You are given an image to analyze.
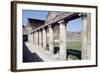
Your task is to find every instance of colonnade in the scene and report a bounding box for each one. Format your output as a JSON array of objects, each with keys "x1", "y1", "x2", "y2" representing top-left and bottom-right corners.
[{"x1": 28, "y1": 13, "x2": 91, "y2": 60}]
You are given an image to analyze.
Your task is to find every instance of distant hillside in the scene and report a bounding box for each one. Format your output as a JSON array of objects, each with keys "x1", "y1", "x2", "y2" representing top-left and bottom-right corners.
[
  {"x1": 67, "y1": 31, "x2": 81, "y2": 41},
  {"x1": 54, "y1": 31, "x2": 81, "y2": 41}
]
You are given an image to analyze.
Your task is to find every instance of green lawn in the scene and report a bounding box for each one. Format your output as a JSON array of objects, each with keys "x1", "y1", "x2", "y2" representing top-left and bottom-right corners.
[
  {"x1": 54, "y1": 40, "x2": 82, "y2": 60},
  {"x1": 67, "y1": 41, "x2": 81, "y2": 51},
  {"x1": 54, "y1": 40, "x2": 82, "y2": 51}
]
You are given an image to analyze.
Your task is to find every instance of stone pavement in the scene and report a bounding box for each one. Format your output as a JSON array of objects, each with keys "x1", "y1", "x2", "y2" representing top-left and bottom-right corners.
[
  {"x1": 23, "y1": 43, "x2": 43, "y2": 62},
  {"x1": 25, "y1": 42, "x2": 60, "y2": 62}
]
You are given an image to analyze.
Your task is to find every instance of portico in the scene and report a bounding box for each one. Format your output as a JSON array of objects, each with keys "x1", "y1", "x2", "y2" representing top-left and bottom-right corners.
[{"x1": 26, "y1": 12, "x2": 91, "y2": 61}]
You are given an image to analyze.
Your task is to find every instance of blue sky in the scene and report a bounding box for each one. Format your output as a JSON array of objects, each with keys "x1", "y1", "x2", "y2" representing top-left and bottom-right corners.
[
  {"x1": 67, "y1": 17, "x2": 82, "y2": 32},
  {"x1": 22, "y1": 10, "x2": 82, "y2": 32},
  {"x1": 22, "y1": 10, "x2": 48, "y2": 25}
]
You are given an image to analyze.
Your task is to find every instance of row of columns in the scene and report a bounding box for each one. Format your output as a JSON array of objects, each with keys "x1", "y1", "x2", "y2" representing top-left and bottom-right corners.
[
  {"x1": 28, "y1": 14, "x2": 91, "y2": 60},
  {"x1": 28, "y1": 20, "x2": 67, "y2": 60}
]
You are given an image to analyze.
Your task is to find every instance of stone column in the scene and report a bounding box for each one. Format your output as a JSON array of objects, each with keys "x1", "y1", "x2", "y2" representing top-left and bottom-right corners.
[
  {"x1": 39, "y1": 30, "x2": 42, "y2": 48},
  {"x1": 34, "y1": 32, "x2": 36, "y2": 43},
  {"x1": 28, "y1": 34, "x2": 30, "y2": 43},
  {"x1": 34, "y1": 32, "x2": 36, "y2": 45},
  {"x1": 28, "y1": 33, "x2": 33, "y2": 43},
  {"x1": 33, "y1": 32, "x2": 34, "y2": 48},
  {"x1": 87, "y1": 14, "x2": 91, "y2": 59},
  {"x1": 33, "y1": 32, "x2": 36, "y2": 48},
  {"x1": 58, "y1": 20, "x2": 67, "y2": 60},
  {"x1": 41, "y1": 30, "x2": 43, "y2": 48},
  {"x1": 48, "y1": 25, "x2": 54, "y2": 55},
  {"x1": 43, "y1": 28, "x2": 47, "y2": 50},
  {"x1": 31, "y1": 33, "x2": 33, "y2": 44},
  {"x1": 82, "y1": 13, "x2": 91, "y2": 59},
  {"x1": 35, "y1": 31, "x2": 38, "y2": 48},
  {"x1": 34, "y1": 32, "x2": 37, "y2": 48},
  {"x1": 37, "y1": 31, "x2": 39, "y2": 48}
]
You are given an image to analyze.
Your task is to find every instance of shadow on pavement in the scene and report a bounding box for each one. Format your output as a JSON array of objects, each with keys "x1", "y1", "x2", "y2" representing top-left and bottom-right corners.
[{"x1": 23, "y1": 42, "x2": 43, "y2": 63}]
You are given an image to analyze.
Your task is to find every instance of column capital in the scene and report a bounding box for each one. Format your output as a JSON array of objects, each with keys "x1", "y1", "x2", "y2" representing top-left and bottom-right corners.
[
  {"x1": 48, "y1": 24, "x2": 52, "y2": 28},
  {"x1": 37, "y1": 30, "x2": 39, "y2": 32},
  {"x1": 39, "y1": 29, "x2": 41, "y2": 32},
  {"x1": 81, "y1": 13, "x2": 87, "y2": 17},
  {"x1": 58, "y1": 20, "x2": 66, "y2": 24},
  {"x1": 42, "y1": 27, "x2": 46, "y2": 30}
]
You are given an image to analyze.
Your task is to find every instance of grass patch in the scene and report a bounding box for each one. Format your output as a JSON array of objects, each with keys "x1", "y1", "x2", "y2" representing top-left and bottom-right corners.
[
  {"x1": 54, "y1": 40, "x2": 82, "y2": 60},
  {"x1": 67, "y1": 41, "x2": 81, "y2": 51},
  {"x1": 54, "y1": 42, "x2": 59, "y2": 47},
  {"x1": 54, "y1": 40, "x2": 81, "y2": 51}
]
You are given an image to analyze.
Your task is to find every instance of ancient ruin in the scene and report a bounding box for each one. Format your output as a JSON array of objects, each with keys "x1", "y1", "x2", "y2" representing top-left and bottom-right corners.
[{"x1": 23, "y1": 11, "x2": 91, "y2": 61}]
